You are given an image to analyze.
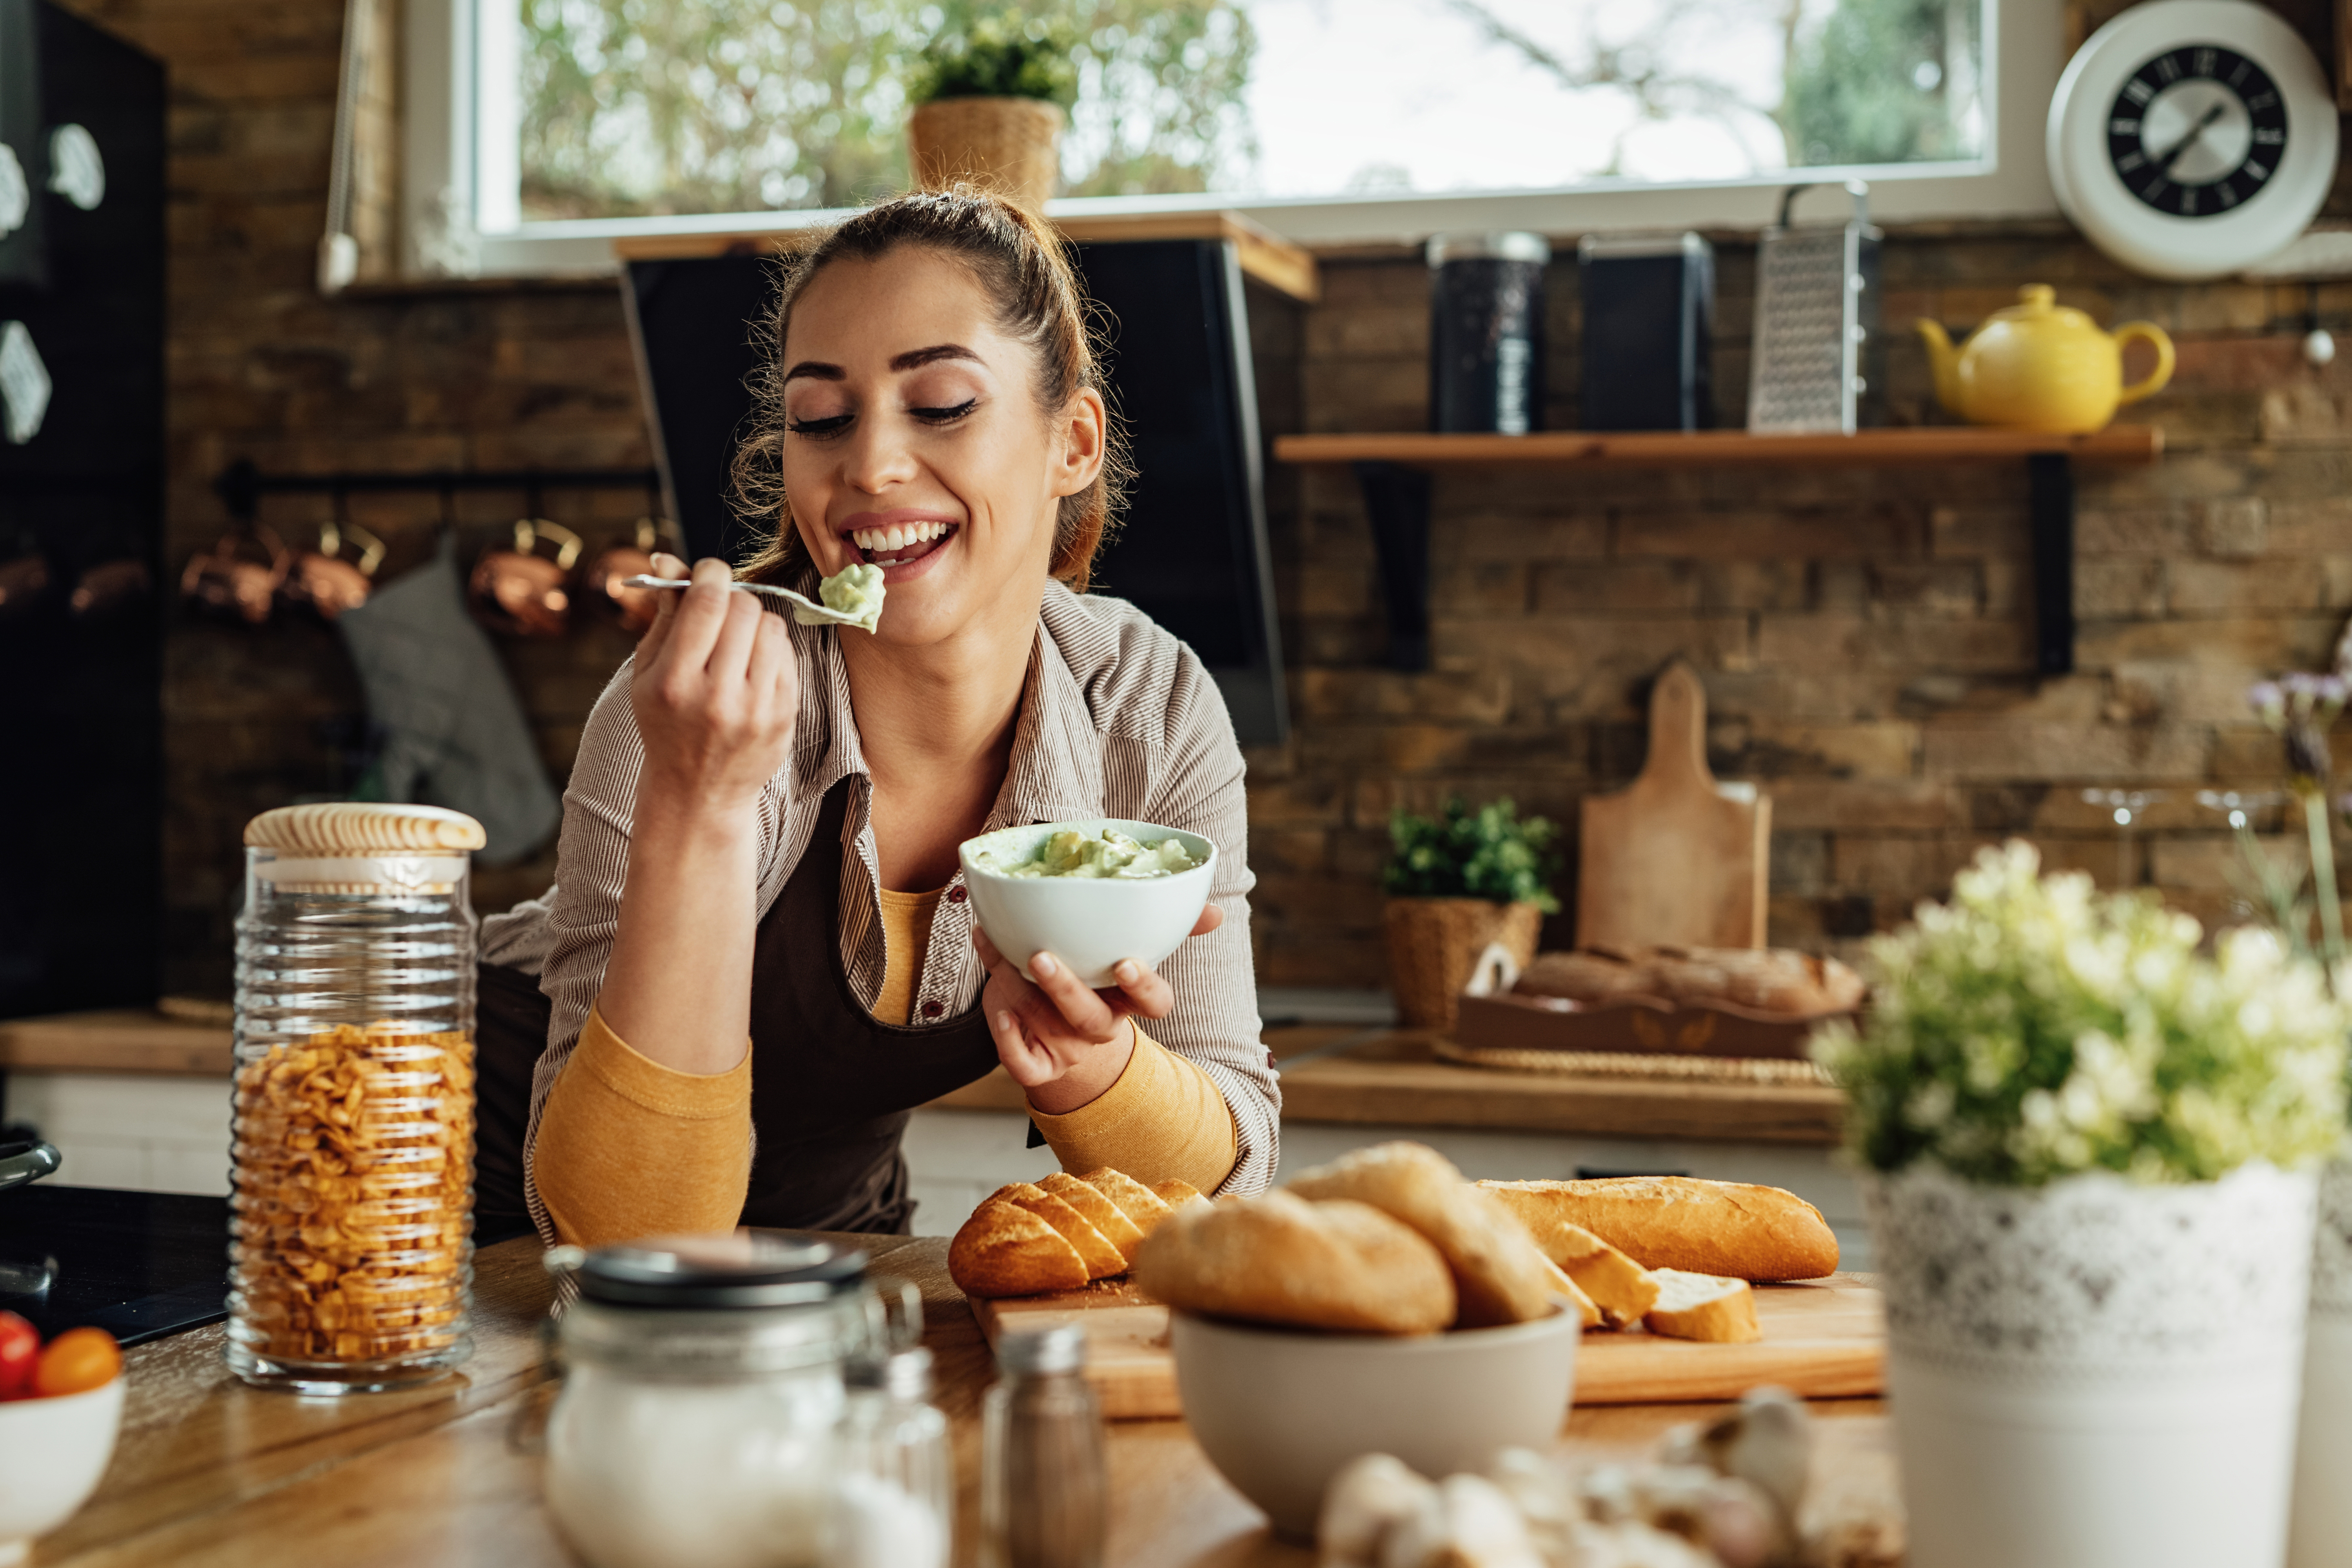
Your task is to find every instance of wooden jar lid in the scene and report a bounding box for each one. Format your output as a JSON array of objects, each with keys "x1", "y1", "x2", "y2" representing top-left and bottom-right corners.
[{"x1": 243, "y1": 802, "x2": 486, "y2": 854}]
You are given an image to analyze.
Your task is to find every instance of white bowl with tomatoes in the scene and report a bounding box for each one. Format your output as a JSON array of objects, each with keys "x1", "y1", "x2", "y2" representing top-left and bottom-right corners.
[{"x1": 0, "y1": 1313, "x2": 123, "y2": 1563}]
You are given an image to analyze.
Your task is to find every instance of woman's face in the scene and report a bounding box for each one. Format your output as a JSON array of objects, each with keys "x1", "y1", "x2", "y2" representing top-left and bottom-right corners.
[{"x1": 779, "y1": 245, "x2": 1103, "y2": 648}]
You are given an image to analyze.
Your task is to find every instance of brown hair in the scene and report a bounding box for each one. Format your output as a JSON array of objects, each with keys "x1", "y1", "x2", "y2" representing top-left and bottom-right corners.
[{"x1": 730, "y1": 187, "x2": 1130, "y2": 593}]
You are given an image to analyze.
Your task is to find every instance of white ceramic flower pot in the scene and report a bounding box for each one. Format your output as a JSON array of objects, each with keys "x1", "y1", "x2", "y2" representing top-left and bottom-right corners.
[
  {"x1": 2291, "y1": 1158, "x2": 2352, "y2": 1567},
  {"x1": 1866, "y1": 1161, "x2": 2318, "y2": 1568}
]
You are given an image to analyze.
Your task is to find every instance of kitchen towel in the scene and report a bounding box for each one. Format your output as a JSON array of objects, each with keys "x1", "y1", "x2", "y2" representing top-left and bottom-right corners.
[{"x1": 336, "y1": 534, "x2": 559, "y2": 864}]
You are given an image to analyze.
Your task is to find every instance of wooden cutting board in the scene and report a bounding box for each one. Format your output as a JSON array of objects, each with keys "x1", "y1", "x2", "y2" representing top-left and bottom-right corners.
[
  {"x1": 1577, "y1": 661, "x2": 1769, "y2": 952},
  {"x1": 972, "y1": 1275, "x2": 1883, "y2": 1419}
]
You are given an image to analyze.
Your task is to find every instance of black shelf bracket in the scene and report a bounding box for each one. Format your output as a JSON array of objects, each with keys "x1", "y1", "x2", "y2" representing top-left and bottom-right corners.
[
  {"x1": 1353, "y1": 459, "x2": 1433, "y2": 672},
  {"x1": 215, "y1": 458, "x2": 664, "y2": 523},
  {"x1": 2027, "y1": 452, "x2": 2074, "y2": 677}
]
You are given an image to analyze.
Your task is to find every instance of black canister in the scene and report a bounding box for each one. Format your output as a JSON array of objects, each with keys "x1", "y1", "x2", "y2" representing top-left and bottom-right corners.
[{"x1": 1427, "y1": 232, "x2": 1550, "y2": 435}]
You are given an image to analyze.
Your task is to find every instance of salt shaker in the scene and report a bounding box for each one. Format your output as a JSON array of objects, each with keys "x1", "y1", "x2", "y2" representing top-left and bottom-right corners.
[
  {"x1": 833, "y1": 1347, "x2": 952, "y2": 1568},
  {"x1": 980, "y1": 1325, "x2": 1105, "y2": 1568}
]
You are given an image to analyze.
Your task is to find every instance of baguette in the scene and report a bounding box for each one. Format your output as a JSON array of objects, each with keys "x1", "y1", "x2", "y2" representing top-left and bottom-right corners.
[
  {"x1": 948, "y1": 1200, "x2": 1092, "y2": 1298},
  {"x1": 1080, "y1": 1167, "x2": 1176, "y2": 1236},
  {"x1": 1644, "y1": 1269, "x2": 1762, "y2": 1343},
  {"x1": 1133, "y1": 1190, "x2": 1456, "y2": 1335},
  {"x1": 1477, "y1": 1177, "x2": 1838, "y2": 1281},
  {"x1": 1516, "y1": 1216, "x2": 1658, "y2": 1328},
  {"x1": 993, "y1": 1182, "x2": 1124, "y2": 1279},
  {"x1": 1287, "y1": 1142, "x2": 1557, "y2": 1328},
  {"x1": 1538, "y1": 1256, "x2": 1602, "y2": 1330},
  {"x1": 1152, "y1": 1178, "x2": 1208, "y2": 1210},
  {"x1": 1039, "y1": 1172, "x2": 1147, "y2": 1263}
]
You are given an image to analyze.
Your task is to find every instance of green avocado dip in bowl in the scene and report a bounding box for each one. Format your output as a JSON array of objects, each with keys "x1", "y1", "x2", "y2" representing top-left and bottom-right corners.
[{"x1": 959, "y1": 820, "x2": 1216, "y2": 988}]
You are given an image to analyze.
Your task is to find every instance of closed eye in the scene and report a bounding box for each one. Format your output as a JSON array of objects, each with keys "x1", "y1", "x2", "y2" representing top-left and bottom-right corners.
[
  {"x1": 786, "y1": 413, "x2": 852, "y2": 438},
  {"x1": 911, "y1": 398, "x2": 979, "y2": 425}
]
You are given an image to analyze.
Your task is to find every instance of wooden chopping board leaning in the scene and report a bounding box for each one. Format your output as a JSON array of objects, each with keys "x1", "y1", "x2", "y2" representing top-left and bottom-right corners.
[{"x1": 1577, "y1": 661, "x2": 1768, "y2": 953}]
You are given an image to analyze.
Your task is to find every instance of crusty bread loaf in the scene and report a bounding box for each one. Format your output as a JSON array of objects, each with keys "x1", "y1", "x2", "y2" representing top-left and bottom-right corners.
[
  {"x1": 1515, "y1": 1216, "x2": 1658, "y2": 1328},
  {"x1": 995, "y1": 1182, "x2": 1124, "y2": 1279},
  {"x1": 1538, "y1": 1256, "x2": 1602, "y2": 1330},
  {"x1": 1132, "y1": 1190, "x2": 1456, "y2": 1334},
  {"x1": 1477, "y1": 1176, "x2": 1839, "y2": 1281},
  {"x1": 1080, "y1": 1168, "x2": 1175, "y2": 1236},
  {"x1": 1286, "y1": 1142, "x2": 1557, "y2": 1328},
  {"x1": 948, "y1": 1200, "x2": 1091, "y2": 1298},
  {"x1": 1644, "y1": 1269, "x2": 1762, "y2": 1343},
  {"x1": 1514, "y1": 945, "x2": 1865, "y2": 1018},
  {"x1": 1152, "y1": 1178, "x2": 1207, "y2": 1210},
  {"x1": 1039, "y1": 1172, "x2": 1146, "y2": 1263}
]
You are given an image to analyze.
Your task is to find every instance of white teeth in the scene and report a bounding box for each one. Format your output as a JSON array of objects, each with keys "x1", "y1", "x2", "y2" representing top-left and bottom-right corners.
[{"x1": 849, "y1": 522, "x2": 952, "y2": 558}]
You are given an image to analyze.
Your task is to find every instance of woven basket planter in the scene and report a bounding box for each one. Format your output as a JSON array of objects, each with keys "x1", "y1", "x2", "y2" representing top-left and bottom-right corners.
[
  {"x1": 907, "y1": 97, "x2": 1062, "y2": 212},
  {"x1": 1383, "y1": 898, "x2": 1543, "y2": 1031}
]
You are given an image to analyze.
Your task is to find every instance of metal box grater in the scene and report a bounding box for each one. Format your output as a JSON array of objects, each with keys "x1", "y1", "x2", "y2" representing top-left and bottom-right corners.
[{"x1": 1746, "y1": 180, "x2": 1883, "y2": 434}]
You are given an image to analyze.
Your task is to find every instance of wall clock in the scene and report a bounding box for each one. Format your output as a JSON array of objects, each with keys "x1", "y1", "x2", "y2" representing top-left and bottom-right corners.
[{"x1": 2047, "y1": 0, "x2": 2336, "y2": 281}]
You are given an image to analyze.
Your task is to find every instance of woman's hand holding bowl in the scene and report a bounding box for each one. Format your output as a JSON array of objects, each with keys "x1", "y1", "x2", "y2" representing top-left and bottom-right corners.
[{"x1": 974, "y1": 907, "x2": 1223, "y2": 1114}]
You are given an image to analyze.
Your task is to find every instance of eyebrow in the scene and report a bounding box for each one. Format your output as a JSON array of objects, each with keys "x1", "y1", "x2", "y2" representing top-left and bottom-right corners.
[{"x1": 780, "y1": 343, "x2": 983, "y2": 384}]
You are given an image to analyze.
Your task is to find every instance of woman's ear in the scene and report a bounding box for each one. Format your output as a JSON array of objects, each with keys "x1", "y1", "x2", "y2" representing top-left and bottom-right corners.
[{"x1": 1049, "y1": 387, "x2": 1108, "y2": 501}]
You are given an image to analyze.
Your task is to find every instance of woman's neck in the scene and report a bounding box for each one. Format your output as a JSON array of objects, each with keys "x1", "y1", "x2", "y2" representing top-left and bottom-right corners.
[{"x1": 841, "y1": 590, "x2": 1040, "y2": 891}]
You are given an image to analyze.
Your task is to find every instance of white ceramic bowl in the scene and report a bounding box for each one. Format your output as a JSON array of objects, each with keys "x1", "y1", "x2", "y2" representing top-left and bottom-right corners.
[
  {"x1": 958, "y1": 819, "x2": 1216, "y2": 989},
  {"x1": 1169, "y1": 1307, "x2": 1580, "y2": 1540},
  {"x1": 0, "y1": 1376, "x2": 123, "y2": 1564}
]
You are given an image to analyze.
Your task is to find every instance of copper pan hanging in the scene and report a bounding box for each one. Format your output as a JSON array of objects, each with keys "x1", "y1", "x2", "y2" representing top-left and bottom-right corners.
[
  {"x1": 579, "y1": 515, "x2": 685, "y2": 633},
  {"x1": 181, "y1": 524, "x2": 289, "y2": 625},
  {"x1": 280, "y1": 515, "x2": 385, "y2": 621},
  {"x1": 470, "y1": 517, "x2": 582, "y2": 637}
]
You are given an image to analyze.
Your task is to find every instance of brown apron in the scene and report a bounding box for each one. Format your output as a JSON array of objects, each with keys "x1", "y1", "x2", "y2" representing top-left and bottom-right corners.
[{"x1": 473, "y1": 778, "x2": 1002, "y2": 1238}]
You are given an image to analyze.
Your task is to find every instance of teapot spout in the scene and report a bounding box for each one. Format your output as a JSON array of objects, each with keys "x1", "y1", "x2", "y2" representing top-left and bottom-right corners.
[{"x1": 1915, "y1": 318, "x2": 1962, "y2": 417}]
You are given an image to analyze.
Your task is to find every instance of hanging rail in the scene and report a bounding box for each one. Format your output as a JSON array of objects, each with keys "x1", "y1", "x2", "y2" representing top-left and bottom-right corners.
[{"x1": 215, "y1": 457, "x2": 664, "y2": 521}]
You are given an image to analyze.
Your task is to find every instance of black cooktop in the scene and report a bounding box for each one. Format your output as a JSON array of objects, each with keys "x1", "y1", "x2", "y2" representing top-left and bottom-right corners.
[{"x1": 0, "y1": 1185, "x2": 230, "y2": 1346}]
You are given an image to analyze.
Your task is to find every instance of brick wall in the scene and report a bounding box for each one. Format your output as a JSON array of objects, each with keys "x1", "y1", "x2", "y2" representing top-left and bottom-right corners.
[{"x1": 54, "y1": 0, "x2": 2350, "y2": 996}]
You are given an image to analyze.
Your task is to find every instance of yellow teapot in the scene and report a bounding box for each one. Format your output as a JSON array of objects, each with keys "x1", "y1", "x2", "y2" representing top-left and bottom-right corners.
[{"x1": 1915, "y1": 285, "x2": 2173, "y2": 434}]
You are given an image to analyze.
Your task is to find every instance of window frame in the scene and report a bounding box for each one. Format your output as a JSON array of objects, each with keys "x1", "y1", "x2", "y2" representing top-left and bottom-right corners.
[{"x1": 404, "y1": 0, "x2": 2062, "y2": 279}]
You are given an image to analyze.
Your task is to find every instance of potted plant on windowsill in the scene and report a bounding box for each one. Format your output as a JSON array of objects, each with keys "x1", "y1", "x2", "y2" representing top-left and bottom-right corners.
[
  {"x1": 905, "y1": 8, "x2": 1076, "y2": 212},
  {"x1": 1381, "y1": 798, "x2": 1559, "y2": 1031},
  {"x1": 1815, "y1": 841, "x2": 2350, "y2": 1568}
]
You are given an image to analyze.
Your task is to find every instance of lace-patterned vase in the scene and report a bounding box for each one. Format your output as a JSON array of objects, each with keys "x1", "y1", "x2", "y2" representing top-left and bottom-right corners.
[
  {"x1": 2292, "y1": 1157, "x2": 2352, "y2": 1567},
  {"x1": 1865, "y1": 1160, "x2": 2318, "y2": 1568}
]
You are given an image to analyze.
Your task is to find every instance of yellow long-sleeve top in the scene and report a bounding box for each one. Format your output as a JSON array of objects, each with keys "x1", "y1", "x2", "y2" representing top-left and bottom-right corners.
[{"x1": 533, "y1": 887, "x2": 1240, "y2": 1247}]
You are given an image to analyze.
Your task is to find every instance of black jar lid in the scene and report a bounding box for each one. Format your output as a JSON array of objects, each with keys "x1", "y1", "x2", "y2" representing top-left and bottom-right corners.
[{"x1": 570, "y1": 1233, "x2": 868, "y2": 1310}]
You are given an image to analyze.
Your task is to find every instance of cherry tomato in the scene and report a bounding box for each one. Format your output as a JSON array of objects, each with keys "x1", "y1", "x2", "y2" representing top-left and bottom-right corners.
[
  {"x1": 0, "y1": 1312, "x2": 34, "y2": 1399},
  {"x1": 32, "y1": 1326, "x2": 119, "y2": 1397}
]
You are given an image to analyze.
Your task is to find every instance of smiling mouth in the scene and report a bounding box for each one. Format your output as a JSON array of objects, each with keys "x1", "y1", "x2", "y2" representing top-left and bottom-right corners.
[{"x1": 849, "y1": 521, "x2": 958, "y2": 568}]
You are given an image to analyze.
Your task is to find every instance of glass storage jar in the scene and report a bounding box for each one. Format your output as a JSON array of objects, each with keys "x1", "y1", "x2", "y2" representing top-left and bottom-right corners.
[
  {"x1": 227, "y1": 802, "x2": 485, "y2": 1392},
  {"x1": 542, "y1": 1234, "x2": 911, "y2": 1568}
]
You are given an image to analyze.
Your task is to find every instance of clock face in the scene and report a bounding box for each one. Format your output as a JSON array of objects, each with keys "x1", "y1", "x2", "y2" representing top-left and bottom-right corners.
[{"x1": 2105, "y1": 45, "x2": 2286, "y2": 218}]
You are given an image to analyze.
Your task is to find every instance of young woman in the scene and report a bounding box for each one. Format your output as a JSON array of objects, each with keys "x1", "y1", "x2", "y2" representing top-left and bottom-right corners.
[{"x1": 474, "y1": 190, "x2": 1278, "y2": 1247}]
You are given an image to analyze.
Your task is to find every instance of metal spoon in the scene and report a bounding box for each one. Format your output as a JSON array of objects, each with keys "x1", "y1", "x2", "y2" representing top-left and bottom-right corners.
[{"x1": 618, "y1": 573, "x2": 871, "y2": 628}]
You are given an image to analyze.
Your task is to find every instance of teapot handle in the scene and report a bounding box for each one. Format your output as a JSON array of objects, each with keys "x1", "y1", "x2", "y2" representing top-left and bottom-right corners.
[{"x1": 2114, "y1": 322, "x2": 2175, "y2": 407}]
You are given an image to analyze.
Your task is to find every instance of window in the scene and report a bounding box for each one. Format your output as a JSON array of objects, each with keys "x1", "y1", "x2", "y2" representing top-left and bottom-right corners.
[{"x1": 400, "y1": 0, "x2": 2060, "y2": 278}]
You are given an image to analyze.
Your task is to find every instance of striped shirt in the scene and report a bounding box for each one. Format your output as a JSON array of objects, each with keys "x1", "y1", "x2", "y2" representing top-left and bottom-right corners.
[{"x1": 481, "y1": 575, "x2": 1281, "y2": 1234}]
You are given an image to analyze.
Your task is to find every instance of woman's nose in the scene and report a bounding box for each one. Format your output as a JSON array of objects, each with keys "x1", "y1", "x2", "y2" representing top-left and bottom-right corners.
[{"x1": 840, "y1": 416, "x2": 920, "y2": 495}]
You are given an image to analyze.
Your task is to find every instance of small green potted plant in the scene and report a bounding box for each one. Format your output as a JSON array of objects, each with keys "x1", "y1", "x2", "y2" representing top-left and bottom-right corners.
[
  {"x1": 905, "y1": 7, "x2": 1078, "y2": 211},
  {"x1": 1815, "y1": 841, "x2": 2349, "y2": 1568},
  {"x1": 1381, "y1": 798, "x2": 1559, "y2": 1030}
]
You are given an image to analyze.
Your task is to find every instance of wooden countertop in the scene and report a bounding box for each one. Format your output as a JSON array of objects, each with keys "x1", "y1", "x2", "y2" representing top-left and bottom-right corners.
[
  {"x1": 933, "y1": 1025, "x2": 1846, "y2": 1146},
  {"x1": 44, "y1": 1234, "x2": 1895, "y2": 1566},
  {"x1": 2, "y1": 1010, "x2": 1842, "y2": 1145}
]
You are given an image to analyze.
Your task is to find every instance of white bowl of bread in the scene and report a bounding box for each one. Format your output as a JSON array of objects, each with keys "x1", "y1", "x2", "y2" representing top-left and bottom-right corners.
[{"x1": 957, "y1": 820, "x2": 1215, "y2": 990}]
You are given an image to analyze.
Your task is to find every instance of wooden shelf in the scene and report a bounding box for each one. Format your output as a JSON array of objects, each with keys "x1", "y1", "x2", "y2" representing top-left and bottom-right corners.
[
  {"x1": 613, "y1": 207, "x2": 1319, "y2": 302},
  {"x1": 1274, "y1": 425, "x2": 2164, "y2": 468}
]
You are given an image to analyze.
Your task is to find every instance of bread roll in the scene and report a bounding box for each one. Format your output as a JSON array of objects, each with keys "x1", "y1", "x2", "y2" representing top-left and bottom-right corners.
[
  {"x1": 948, "y1": 1200, "x2": 1091, "y2": 1298},
  {"x1": 1516, "y1": 1216, "x2": 1658, "y2": 1328},
  {"x1": 994, "y1": 1182, "x2": 1123, "y2": 1279},
  {"x1": 1152, "y1": 1178, "x2": 1207, "y2": 1210},
  {"x1": 1644, "y1": 1269, "x2": 1762, "y2": 1343},
  {"x1": 1133, "y1": 1191, "x2": 1456, "y2": 1334},
  {"x1": 1477, "y1": 1177, "x2": 1839, "y2": 1281},
  {"x1": 1286, "y1": 1142, "x2": 1557, "y2": 1328},
  {"x1": 1039, "y1": 1172, "x2": 1146, "y2": 1262},
  {"x1": 1080, "y1": 1168, "x2": 1175, "y2": 1236}
]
